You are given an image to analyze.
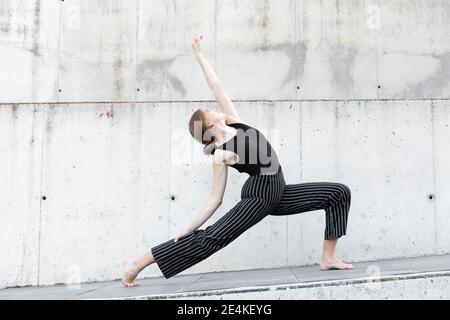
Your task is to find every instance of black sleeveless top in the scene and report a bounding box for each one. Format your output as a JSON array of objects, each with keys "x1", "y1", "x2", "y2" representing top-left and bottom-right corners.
[{"x1": 211, "y1": 122, "x2": 281, "y2": 176}]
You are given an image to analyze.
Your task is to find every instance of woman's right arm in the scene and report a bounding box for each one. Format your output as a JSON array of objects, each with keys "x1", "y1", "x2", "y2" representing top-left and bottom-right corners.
[
  {"x1": 192, "y1": 35, "x2": 241, "y2": 120},
  {"x1": 192, "y1": 35, "x2": 219, "y2": 89},
  {"x1": 180, "y1": 160, "x2": 228, "y2": 235}
]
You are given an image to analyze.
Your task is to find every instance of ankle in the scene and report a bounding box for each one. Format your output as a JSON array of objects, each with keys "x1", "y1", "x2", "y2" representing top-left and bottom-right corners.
[
  {"x1": 322, "y1": 254, "x2": 337, "y2": 261},
  {"x1": 125, "y1": 258, "x2": 141, "y2": 274}
]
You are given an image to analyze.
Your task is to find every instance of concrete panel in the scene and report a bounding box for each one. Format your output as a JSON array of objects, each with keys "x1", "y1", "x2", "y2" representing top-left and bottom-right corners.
[
  {"x1": 58, "y1": 0, "x2": 137, "y2": 102},
  {"x1": 298, "y1": 100, "x2": 435, "y2": 265},
  {"x1": 38, "y1": 103, "x2": 171, "y2": 285},
  {"x1": 434, "y1": 100, "x2": 450, "y2": 253},
  {"x1": 376, "y1": 0, "x2": 450, "y2": 99},
  {"x1": 2, "y1": 253, "x2": 450, "y2": 299},
  {"x1": 0, "y1": 104, "x2": 43, "y2": 288},
  {"x1": 0, "y1": 0, "x2": 59, "y2": 102},
  {"x1": 0, "y1": 279, "x2": 113, "y2": 300},
  {"x1": 1, "y1": 0, "x2": 449, "y2": 103},
  {"x1": 215, "y1": 0, "x2": 299, "y2": 100},
  {"x1": 185, "y1": 267, "x2": 298, "y2": 292},
  {"x1": 298, "y1": 0, "x2": 379, "y2": 100},
  {"x1": 190, "y1": 272, "x2": 450, "y2": 300},
  {"x1": 1, "y1": 100, "x2": 449, "y2": 287},
  {"x1": 136, "y1": 0, "x2": 216, "y2": 102}
]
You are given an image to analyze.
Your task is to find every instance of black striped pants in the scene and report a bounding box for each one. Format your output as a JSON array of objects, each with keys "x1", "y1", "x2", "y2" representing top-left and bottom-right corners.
[{"x1": 151, "y1": 166, "x2": 351, "y2": 279}]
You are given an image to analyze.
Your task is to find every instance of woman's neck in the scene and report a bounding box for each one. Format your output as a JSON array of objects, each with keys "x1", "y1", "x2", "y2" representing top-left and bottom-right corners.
[{"x1": 214, "y1": 123, "x2": 237, "y2": 146}]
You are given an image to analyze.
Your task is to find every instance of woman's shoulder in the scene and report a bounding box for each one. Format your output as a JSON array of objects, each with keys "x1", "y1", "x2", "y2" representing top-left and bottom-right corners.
[
  {"x1": 225, "y1": 114, "x2": 250, "y2": 127},
  {"x1": 227, "y1": 121, "x2": 252, "y2": 129},
  {"x1": 228, "y1": 121, "x2": 249, "y2": 126}
]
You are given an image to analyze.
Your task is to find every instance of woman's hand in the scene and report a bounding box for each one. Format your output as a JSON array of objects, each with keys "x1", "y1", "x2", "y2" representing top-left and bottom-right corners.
[
  {"x1": 174, "y1": 228, "x2": 191, "y2": 242},
  {"x1": 192, "y1": 34, "x2": 203, "y2": 57}
]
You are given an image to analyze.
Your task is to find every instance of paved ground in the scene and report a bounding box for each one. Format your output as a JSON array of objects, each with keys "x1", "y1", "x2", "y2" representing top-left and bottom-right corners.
[{"x1": 1, "y1": 254, "x2": 450, "y2": 300}]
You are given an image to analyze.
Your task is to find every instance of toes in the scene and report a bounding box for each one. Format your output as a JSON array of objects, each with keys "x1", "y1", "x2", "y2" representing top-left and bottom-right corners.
[
  {"x1": 122, "y1": 279, "x2": 131, "y2": 287},
  {"x1": 122, "y1": 280, "x2": 140, "y2": 287}
]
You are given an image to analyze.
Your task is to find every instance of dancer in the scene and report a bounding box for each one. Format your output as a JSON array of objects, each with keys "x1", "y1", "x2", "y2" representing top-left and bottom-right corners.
[{"x1": 122, "y1": 35, "x2": 353, "y2": 287}]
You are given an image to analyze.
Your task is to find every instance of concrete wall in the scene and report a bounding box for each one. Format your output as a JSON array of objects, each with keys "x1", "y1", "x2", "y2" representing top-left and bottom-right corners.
[
  {"x1": 1, "y1": 0, "x2": 450, "y2": 103},
  {"x1": 0, "y1": 0, "x2": 449, "y2": 288}
]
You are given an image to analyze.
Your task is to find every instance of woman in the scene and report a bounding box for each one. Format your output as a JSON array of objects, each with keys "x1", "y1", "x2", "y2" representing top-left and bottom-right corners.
[{"x1": 122, "y1": 35, "x2": 353, "y2": 287}]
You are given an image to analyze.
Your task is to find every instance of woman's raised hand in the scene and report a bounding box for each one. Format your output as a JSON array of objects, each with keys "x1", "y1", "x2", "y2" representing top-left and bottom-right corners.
[{"x1": 192, "y1": 34, "x2": 204, "y2": 56}]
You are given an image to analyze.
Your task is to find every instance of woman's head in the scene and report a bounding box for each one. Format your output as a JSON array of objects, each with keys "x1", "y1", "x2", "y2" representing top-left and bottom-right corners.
[{"x1": 189, "y1": 108, "x2": 226, "y2": 155}]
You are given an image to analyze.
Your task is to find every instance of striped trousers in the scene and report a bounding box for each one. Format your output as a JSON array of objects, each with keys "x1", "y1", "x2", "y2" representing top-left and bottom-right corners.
[{"x1": 150, "y1": 166, "x2": 351, "y2": 279}]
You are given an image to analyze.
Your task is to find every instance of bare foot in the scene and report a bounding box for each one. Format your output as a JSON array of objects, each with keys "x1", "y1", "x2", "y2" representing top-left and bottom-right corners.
[
  {"x1": 122, "y1": 257, "x2": 141, "y2": 287},
  {"x1": 320, "y1": 257, "x2": 353, "y2": 271}
]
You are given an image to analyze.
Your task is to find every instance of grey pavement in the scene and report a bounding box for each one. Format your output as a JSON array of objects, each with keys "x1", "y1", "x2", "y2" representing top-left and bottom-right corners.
[{"x1": 1, "y1": 254, "x2": 449, "y2": 300}]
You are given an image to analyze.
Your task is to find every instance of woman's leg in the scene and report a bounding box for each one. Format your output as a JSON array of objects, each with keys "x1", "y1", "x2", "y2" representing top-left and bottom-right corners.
[
  {"x1": 122, "y1": 197, "x2": 276, "y2": 286},
  {"x1": 151, "y1": 197, "x2": 276, "y2": 279},
  {"x1": 270, "y1": 181, "x2": 353, "y2": 270},
  {"x1": 320, "y1": 238, "x2": 352, "y2": 270}
]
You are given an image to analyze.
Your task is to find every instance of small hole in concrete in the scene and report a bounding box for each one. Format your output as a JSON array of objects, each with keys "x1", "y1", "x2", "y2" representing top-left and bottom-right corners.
[
  {"x1": 296, "y1": 86, "x2": 300, "y2": 90},
  {"x1": 58, "y1": 89, "x2": 62, "y2": 92},
  {"x1": 428, "y1": 194, "x2": 434, "y2": 200},
  {"x1": 42, "y1": 196, "x2": 47, "y2": 200},
  {"x1": 171, "y1": 195, "x2": 175, "y2": 200},
  {"x1": 377, "y1": 85, "x2": 381, "y2": 89},
  {"x1": 137, "y1": 88, "x2": 140, "y2": 91}
]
